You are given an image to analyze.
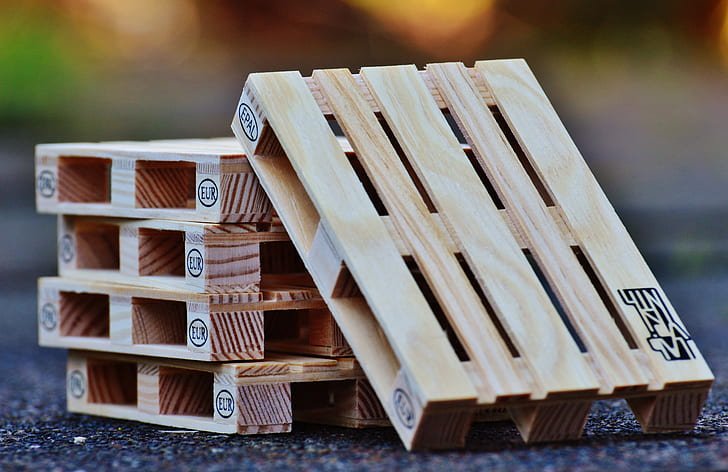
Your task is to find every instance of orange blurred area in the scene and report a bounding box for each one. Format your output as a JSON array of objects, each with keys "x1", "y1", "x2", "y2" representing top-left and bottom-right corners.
[{"x1": 0, "y1": 0, "x2": 726, "y2": 282}]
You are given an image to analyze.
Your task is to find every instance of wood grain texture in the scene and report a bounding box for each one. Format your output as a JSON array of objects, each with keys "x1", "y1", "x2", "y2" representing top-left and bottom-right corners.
[
  {"x1": 158, "y1": 368, "x2": 213, "y2": 416},
  {"x1": 230, "y1": 60, "x2": 713, "y2": 448},
  {"x1": 475, "y1": 59, "x2": 713, "y2": 391},
  {"x1": 240, "y1": 69, "x2": 476, "y2": 405},
  {"x1": 319, "y1": 67, "x2": 532, "y2": 402},
  {"x1": 59, "y1": 215, "x2": 293, "y2": 293},
  {"x1": 58, "y1": 157, "x2": 111, "y2": 203},
  {"x1": 131, "y1": 298, "x2": 187, "y2": 345},
  {"x1": 59, "y1": 292, "x2": 109, "y2": 337},
  {"x1": 67, "y1": 350, "x2": 367, "y2": 435},
  {"x1": 509, "y1": 400, "x2": 592, "y2": 443},
  {"x1": 628, "y1": 389, "x2": 710, "y2": 432},
  {"x1": 427, "y1": 62, "x2": 640, "y2": 395},
  {"x1": 37, "y1": 139, "x2": 273, "y2": 223},
  {"x1": 40, "y1": 277, "x2": 325, "y2": 362}
]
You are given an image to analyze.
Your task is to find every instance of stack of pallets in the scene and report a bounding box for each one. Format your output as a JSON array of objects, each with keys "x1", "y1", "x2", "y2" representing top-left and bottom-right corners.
[
  {"x1": 36, "y1": 58, "x2": 713, "y2": 451},
  {"x1": 35, "y1": 138, "x2": 388, "y2": 434}
]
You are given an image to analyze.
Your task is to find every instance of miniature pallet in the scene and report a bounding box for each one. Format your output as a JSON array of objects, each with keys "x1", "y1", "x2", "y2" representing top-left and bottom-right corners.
[
  {"x1": 232, "y1": 59, "x2": 714, "y2": 450},
  {"x1": 58, "y1": 215, "x2": 302, "y2": 293},
  {"x1": 35, "y1": 138, "x2": 271, "y2": 223},
  {"x1": 39, "y1": 277, "x2": 350, "y2": 361},
  {"x1": 66, "y1": 350, "x2": 387, "y2": 434}
]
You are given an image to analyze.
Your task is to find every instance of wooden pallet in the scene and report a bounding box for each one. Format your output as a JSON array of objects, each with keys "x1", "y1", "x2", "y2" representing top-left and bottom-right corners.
[
  {"x1": 38, "y1": 276, "x2": 351, "y2": 361},
  {"x1": 231, "y1": 59, "x2": 714, "y2": 450},
  {"x1": 66, "y1": 350, "x2": 387, "y2": 434},
  {"x1": 58, "y1": 215, "x2": 303, "y2": 293},
  {"x1": 35, "y1": 138, "x2": 271, "y2": 223}
]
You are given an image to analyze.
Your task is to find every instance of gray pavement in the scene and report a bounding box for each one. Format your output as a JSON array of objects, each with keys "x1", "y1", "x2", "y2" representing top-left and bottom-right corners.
[{"x1": 1, "y1": 275, "x2": 726, "y2": 471}]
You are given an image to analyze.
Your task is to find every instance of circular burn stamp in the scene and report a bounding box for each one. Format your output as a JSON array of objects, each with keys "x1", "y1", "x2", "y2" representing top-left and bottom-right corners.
[
  {"x1": 197, "y1": 179, "x2": 219, "y2": 207},
  {"x1": 186, "y1": 248, "x2": 204, "y2": 278},
  {"x1": 40, "y1": 303, "x2": 58, "y2": 331},
  {"x1": 68, "y1": 370, "x2": 86, "y2": 399},
  {"x1": 238, "y1": 102, "x2": 259, "y2": 142},
  {"x1": 37, "y1": 170, "x2": 56, "y2": 198},
  {"x1": 393, "y1": 388, "x2": 415, "y2": 429},
  {"x1": 215, "y1": 389, "x2": 235, "y2": 418},
  {"x1": 188, "y1": 318, "x2": 209, "y2": 347},
  {"x1": 60, "y1": 234, "x2": 74, "y2": 263}
]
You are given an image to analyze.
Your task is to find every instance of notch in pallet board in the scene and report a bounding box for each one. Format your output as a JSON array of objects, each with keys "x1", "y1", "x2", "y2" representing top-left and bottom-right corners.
[
  {"x1": 35, "y1": 138, "x2": 272, "y2": 223},
  {"x1": 231, "y1": 59, "x2": 713, "y2": 450}
]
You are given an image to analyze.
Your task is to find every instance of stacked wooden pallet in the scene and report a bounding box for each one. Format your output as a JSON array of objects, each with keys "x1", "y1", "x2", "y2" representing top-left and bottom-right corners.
[
  {"x1": 35, "y1": 138, "x2": 387, "y2": 434},
  {"x1": 36, "y1": 58, "x2": 713, "y2": 451}
]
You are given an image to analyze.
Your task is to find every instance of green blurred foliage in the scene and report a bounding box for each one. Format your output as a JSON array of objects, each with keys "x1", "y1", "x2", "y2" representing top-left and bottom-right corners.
[{"x1": 0, "y1": 4, "x2": 86, "y2": 124}]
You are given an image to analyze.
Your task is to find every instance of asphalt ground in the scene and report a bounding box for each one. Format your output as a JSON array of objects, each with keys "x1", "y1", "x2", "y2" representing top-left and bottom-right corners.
[{"x1": 1, "y1": 274, "x2": 726, "y2": 471}]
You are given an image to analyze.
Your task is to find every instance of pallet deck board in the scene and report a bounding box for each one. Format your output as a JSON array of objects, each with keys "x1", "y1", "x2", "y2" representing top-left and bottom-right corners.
[{"x1": 232, "y1": 59, "x2": 713, "y2": 450}]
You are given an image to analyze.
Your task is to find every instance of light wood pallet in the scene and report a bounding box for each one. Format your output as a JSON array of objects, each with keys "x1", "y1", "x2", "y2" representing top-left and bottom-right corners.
[
  {"x1": 231, "y1": 59, "x2": 714, "y2": 450},
  {"x1": 39, "y1": 276, "x2": 351, "y2": 361},
  {"x1": 58, "y1": 215, "x2": 303, "y2": 293},
  {"x1": 35, "y1": 138, "x2": 271, "y2": 223},
  {"x1": 66, "y1": 350, "x2": 387, "y2": 434}
]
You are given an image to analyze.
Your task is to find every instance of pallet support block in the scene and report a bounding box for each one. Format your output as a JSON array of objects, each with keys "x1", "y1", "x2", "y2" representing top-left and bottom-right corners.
[{"x1": 232, "y1": 59, "x2": 713, "y2": 449}]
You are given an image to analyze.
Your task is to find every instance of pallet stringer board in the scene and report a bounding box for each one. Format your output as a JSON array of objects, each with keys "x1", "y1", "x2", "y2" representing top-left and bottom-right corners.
[{"x1": 232, "y1": 60, "x2": 713, "y2": 449}]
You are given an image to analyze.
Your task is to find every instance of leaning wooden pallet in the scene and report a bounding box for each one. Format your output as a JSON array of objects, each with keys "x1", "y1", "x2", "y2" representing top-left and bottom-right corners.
[
  {"x1": 67, "y1": 350, "x2": 387, "y2": 434},
  {"x1": 58, "y1": 215, "x2": 300, "y2": 293},
  {"x1": 231, "y1": 59, "x2": 713, "y2": 450},
  {"x1": 38, "y1": 276, "x2": 353, "y2": 361}
]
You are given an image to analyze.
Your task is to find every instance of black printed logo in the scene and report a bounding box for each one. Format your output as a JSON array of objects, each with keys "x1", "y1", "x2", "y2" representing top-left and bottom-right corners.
[
  {"x1": 68, "y1": 370, "x2": 85, "y2": 398},
  {"x1": 618, "y1": 287, "x2": 696, "y2": 361},
  {"x1": 238, "y1": 102, "x2": 259, "y2": 142},
  {"x1": 197, "y1": 179, "x2": 218, "y2": 207},
  {"x1": 393, "y1": 388, "x2": 415, "y2": 429},
  {"x1": 37, "y1": 170, "x2": 56, "y2": 198},
  {"x1": 215, "y1": 389, "x2": 235, "y2": 418},
  {"x1": 60, "y1": 234, "x2": 74, "y2": 263},
  {"x1": 186, "y1": 248, "x2": 204, "y2": 278},
  {"x1": 188, "y1": 318, "x2": 208, "y2": 347},
  {"x1": 40, "y1": 303, "x2": 57, "y2": 331}
]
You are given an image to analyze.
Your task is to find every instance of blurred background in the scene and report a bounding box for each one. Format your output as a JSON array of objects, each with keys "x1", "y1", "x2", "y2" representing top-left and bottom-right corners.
[{"x1": 1, "y1": 0, "x2": 727, "y2": 353}]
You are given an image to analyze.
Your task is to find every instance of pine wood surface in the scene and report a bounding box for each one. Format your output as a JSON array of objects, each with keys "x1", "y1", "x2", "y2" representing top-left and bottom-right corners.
[
  {"x1": 58, "y1": 215, "x2": 301, "y2": 293},
  {"x1": 231, "y1": 59, "x2": 713, "y2": 450},
  {"x1": 39, "y1": 276, "x2": 350, "y2": 362},
  {"x1": 66, "y1": 350, "x2": 384, "y2": 435}
]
